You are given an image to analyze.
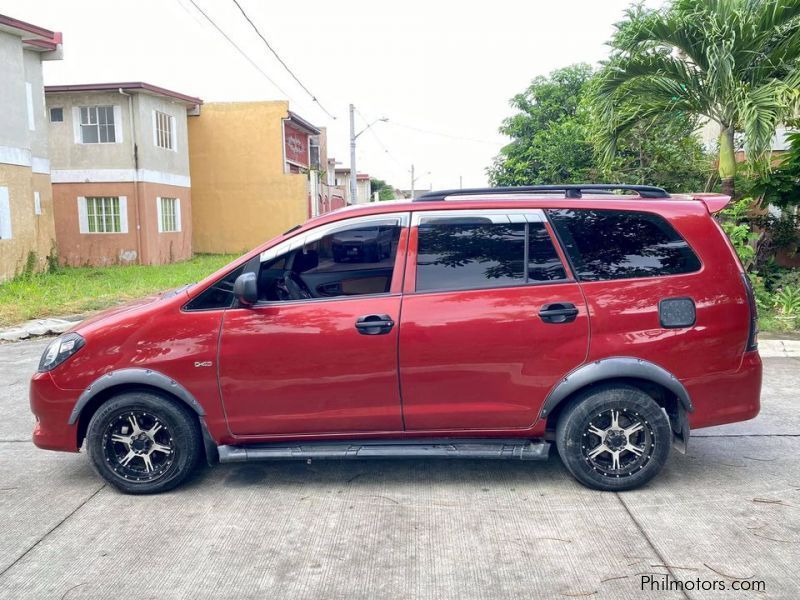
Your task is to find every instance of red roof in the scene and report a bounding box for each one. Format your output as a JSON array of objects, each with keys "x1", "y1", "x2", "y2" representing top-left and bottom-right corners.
[
  {"x1": 0, "y1": 13, "x2": 61, "y2": 51},
  {"x1": 44, "y1": 82, "x2": 202, "y2": 106}
]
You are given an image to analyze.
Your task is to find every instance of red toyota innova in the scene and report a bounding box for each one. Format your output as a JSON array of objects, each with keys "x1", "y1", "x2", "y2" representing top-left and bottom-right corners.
[{"x1": 30, "y1": 184, "x2": 762, "y2": 494}]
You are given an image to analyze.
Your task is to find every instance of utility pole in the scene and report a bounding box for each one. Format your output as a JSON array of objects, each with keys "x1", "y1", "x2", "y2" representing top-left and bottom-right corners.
[
  {"x1": 348, "y1": 104, "x2": 388, "y2": 205},
  {"x1": 459, "y1": 175, "x2": 463, "y2": 189},
  {"x1": 349, "y1": 103, "x2": 357, "y2": 205},
  {"x1": 410, "y1": 164, "x2": 415, "y2": 200}
]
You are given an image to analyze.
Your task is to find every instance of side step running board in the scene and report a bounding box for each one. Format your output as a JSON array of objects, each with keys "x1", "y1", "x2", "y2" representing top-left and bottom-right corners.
[{"x1": 218, "y1": 439, "x2": 550, "y2": 463}]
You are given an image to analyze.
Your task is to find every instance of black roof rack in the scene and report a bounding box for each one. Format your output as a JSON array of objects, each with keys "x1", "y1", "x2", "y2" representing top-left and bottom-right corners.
[{"x1": 414, "y1": 184, "x2": 670, "y2": 201}]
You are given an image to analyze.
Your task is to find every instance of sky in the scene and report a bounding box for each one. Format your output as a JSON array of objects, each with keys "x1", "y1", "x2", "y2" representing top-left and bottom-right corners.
[{"x1": 5, "y1": 0, "x2": 663, "y2": 191}]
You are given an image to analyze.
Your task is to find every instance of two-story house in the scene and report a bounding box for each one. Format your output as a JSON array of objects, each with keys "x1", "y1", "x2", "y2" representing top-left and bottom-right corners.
[
  {"x1": 0, "y1": 14, "x2": 62, "y2": 281},
  {"x1": 45, "y1": 82, "x2": 201, "y2": 266},
  {"x1": 334, "y1": 169, "x2": 372, "y2": 204}
]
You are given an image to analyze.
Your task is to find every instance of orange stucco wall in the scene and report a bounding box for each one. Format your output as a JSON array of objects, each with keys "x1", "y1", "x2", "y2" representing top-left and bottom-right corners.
[
  {"x1": 53, "y1": 182, "x2": 192, "y2": 266},
  {"x1": 188, "y1": 102, "x2": 309, "y2": 254}
]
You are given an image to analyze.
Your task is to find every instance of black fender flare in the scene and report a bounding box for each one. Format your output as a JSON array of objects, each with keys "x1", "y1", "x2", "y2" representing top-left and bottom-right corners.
[
  {"x1": 539, "y1": 357, "x2": 693, "y2": 419},
  {"x1": 67, "y1": 367, "x2": 206, "y2": 425}
]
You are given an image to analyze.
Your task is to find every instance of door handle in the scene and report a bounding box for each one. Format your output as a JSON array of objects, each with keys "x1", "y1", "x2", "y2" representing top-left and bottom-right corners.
[
  {"x1": 539, "y1": 303, "x2": 579, "y2": 324},
  {"x1": 355, "y1": 314, "x2": 395, "y2": 335}
]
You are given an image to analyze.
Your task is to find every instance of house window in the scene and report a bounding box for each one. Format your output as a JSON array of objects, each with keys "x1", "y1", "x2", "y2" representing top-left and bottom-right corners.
[
  {"x1": 310, "y1": 136, "x2": 321, "y2": 169},
  {"x1": 0, "y1": 187, "x2": 11, "y2": 240},
  {"x1": 157, "y1": 197, "x2": 181, "y2": 232},
  {"x1": 81, "y1": 196, "x2": 126, "y2": 233},
  {"x1": 50, "y1": 107, "x2": 64, "y2": 122},
  {"x1": 79, "y1": 106, "x2": 116, "y2": 143},
  {"x1": 34, "y1": 191, "x2": 42, "y2": 216},
  {"x1": 154, "y1": 111, "x2": 174, "y2": 150}
]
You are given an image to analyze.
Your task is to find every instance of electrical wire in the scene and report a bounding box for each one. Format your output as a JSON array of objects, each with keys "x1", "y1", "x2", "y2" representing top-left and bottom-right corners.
[
  {"x1": 230, "y1": 0, "x2": 337, "y2": 120},
  {"x1": 183, "y1": 0, "x2": 295, "y2": 101},
  {"x1": 387, "y1": 120, "x2": 497, "y2": 145},
  {"x1": 354, "y1": 108, "x2": 405, "y2": 169}
]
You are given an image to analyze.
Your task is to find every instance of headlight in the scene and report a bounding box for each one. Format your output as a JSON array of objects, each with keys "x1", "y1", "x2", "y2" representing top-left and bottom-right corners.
[{"x1": 38, "y1": 333, "x2": 85, "y2": 372}]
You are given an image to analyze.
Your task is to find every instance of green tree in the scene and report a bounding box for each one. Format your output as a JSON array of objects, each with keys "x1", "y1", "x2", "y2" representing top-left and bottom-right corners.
[
  {"x1": 488, "y1": 64, "x2": 596, "y2": 186},
  {"x1": 744, "y1": 132, "x2": 800, "y2": 208},
  {"x1": 596, "y1": 0, "x2": 800, "y2": 198},
  {"x1": 369, "y1": 178, "x2": 396, "y2": 201},
  {"x1": 488, "y1": 64, "x2": 709, "y2": 192}
]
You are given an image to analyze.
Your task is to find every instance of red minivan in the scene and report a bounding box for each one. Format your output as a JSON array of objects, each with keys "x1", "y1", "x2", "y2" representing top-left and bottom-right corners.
[{"x1": 30, "y1": 184, "x2": 762, "y2": 494}]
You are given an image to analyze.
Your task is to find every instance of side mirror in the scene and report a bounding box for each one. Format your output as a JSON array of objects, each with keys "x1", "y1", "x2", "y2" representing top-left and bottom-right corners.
[{"x1": 233, "y1": 272, "x2": 258, "y2": 306}]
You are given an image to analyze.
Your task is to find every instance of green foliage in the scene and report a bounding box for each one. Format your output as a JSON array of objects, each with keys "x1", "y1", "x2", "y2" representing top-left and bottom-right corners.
[
  {"x1": 719, "y1": 197, "x2": 761, "y2": 269},
  {"x1": 46, "y1": 247, "x2": 60, "y2": 274},
  {"x1": 488, "y1": 64, "x2": 710, "y2": 190},
  {"x1": 488, "y1": 65, "x2": 596, "y2": 186},
  {"x1": 20, "y1": 251, "x2": 38, "y2": 280},
  {"x1": 0, "y1": 254, "x2": 236, "y2": 326},
  {"x1": 774, "y1": 285, "x2": 800, "y2": 315},
  {"x1": 595, "y1": 0, "x2": 800, "y2": 193},
  {"x1": 744, "y1": 132, "x2": 800, "y2": 208},
  {"x1": 370, "y1": 178, "x2": 396, "y2": 201}
]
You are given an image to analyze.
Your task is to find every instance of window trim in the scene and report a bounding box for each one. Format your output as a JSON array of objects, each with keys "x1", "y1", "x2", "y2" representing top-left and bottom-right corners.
[
  {"x1": 72, "y1": 105, "x2": 123, "y2": 145},
  {"x1": 259, "y1": 212, "x2": 410, "y2": 264},
  {"x1": 157, "y1": 196, "x2": 181, "y2": 233},
  {"x1": 410, "y1": 208, "x2": 572, "y2": 295},
  {"x1": 545, "y1": 207, "x2": 704, "y2": 283},
  {"x1": 152, "y1": 110, "x2": 177, "y2": 151},
  {"x1": 77, "y1": 196, "x2": 128, "y2": 234},
  {"x1": 247, "y1": 212, "x2": 411, "y2": 307},
  {"x1": 0, "y1": 186, "x2": 12, "y2": 240},
  {"x1": 25, "y1": 82, "x2": 35, "y2": 131}
]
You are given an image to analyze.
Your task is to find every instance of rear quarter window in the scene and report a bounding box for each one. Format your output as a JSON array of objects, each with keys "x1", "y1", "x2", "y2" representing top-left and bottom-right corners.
[{"x1": 547, "y1": 209, "x2": 701, "y2": 281}]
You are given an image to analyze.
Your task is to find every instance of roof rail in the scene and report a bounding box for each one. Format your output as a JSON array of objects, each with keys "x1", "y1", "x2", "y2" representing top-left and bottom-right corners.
[{"x1": 414, "y1": 184, "x2": 670, "y2": 201}]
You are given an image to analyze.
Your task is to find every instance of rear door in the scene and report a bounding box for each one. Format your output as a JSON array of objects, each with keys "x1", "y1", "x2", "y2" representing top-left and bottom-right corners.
[{"x1": 398, "y1": 209, "x2": 589, "y2": 430}]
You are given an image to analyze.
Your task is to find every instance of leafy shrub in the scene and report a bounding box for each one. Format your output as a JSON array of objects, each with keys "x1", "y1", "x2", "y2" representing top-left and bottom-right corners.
[
  {"x1": 774, "y1": 286, "x2": 800, "y2": 316},
  {"x1": 718, "y1": 197, "x2": 760, "y2": 269}
]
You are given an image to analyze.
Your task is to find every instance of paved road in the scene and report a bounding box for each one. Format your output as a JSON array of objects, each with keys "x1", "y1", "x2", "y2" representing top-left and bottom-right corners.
[{"x1": 0, "y1": 339, "x2": 798, "y2": 599}]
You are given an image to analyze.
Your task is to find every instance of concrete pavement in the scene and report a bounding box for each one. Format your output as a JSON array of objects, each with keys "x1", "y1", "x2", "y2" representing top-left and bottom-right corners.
[{"x1": 0, "y1": 339, "x2": 798, "y2": 599}]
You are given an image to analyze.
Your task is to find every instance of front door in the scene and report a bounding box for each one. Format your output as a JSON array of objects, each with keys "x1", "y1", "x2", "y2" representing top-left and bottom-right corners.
[
  {"x1": 399, "y1": 209, "x2": 589, "y2": 430},
  {"x1": 219, "y1": 212, "x2": 409, "y2": 436}
]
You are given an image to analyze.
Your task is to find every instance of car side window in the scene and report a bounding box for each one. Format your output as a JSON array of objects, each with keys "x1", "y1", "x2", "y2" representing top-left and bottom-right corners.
[
  {"x1": 416, "y1": 218, "x2": 566, "y2": 293},
  {"x1": 547, "y1": 208, "x2": 701, "y2": 281},
  {"x1": 259, "y1": 224, "x2": 401, "y2": 301},
  {"x1": 184, "y1": 264, "x2": 247, "y2": 310}
]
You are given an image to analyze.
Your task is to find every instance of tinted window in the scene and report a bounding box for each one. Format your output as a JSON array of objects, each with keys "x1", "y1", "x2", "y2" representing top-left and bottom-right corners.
[
  {"x1": 547, "y1": 209, "x2": 701, "y2": 281},
  {"x1": 185, "y1": 263, "x2": 247, "y2": 310},
  {"x1": 416, "y1": 220, "x2": 566, "y2": 292},
  {"x1": 528, "y1": 223, "x2": 569, "y2": 282},
  {"x1": 259, "y1": 224, "x2": 401, "y2": 301}
]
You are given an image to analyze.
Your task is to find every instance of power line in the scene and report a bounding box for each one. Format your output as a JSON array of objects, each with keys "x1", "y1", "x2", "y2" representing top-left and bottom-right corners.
[
  {"x1": 183, "y1": 0, "x2": 295, "y2": 101},
  {"x1": 230, "y1": 0, "x2": 336, "y2": 120},
  {"x1": 387, "y1": 120, "x2": 498, "y2": 146},
  {"x1": 354, "y1": 108, "x2": 405, "y2": 169}
]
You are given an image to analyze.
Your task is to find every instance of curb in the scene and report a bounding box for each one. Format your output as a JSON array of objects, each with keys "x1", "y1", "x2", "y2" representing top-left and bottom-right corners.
[
  {"x1": 0, "y1": 317, "x2": 82, "y2": 342},
  {"x1": 758, "y1": 338, "x2": 800, "y2": 358}
]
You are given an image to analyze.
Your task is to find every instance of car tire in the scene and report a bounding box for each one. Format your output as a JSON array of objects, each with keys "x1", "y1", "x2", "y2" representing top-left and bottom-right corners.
[
  {"x1": 86, "y1": 391, "x2": 202, "y2": 494},
  {"x1": 555, "y1": 383, "x2": 671, "y2": 491}
]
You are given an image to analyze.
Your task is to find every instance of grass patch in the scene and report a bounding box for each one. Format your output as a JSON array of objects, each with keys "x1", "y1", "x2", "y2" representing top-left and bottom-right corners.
[
  {"x1": 0, "y1": 254, "x2": 237, "y2": 327},
  {"x1": 759, "y1": 310, "x2": 800, "y2": 334}
]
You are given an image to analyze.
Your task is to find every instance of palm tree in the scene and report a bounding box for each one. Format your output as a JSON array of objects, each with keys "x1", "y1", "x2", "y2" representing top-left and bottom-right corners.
[{"x1": 596, "y1": 0, "x2": 800, "y2": 197}]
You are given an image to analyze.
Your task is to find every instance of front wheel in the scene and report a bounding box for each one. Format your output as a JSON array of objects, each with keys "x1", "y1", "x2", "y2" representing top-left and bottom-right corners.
[
  {"x1": 555, "y1": 384, "x2": 672, "y2": 491},
  {"x1": 86, "y1": 391, "x2": 202, "y2": 494}
]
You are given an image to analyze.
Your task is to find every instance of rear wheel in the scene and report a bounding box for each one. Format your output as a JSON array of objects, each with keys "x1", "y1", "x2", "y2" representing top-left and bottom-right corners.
[
  {"x1": 555, "y1": 384, "x2": 671, "y2": 491},
  {"x1": 86, "y1": 391, "x2": 202, "y2": 494}
]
